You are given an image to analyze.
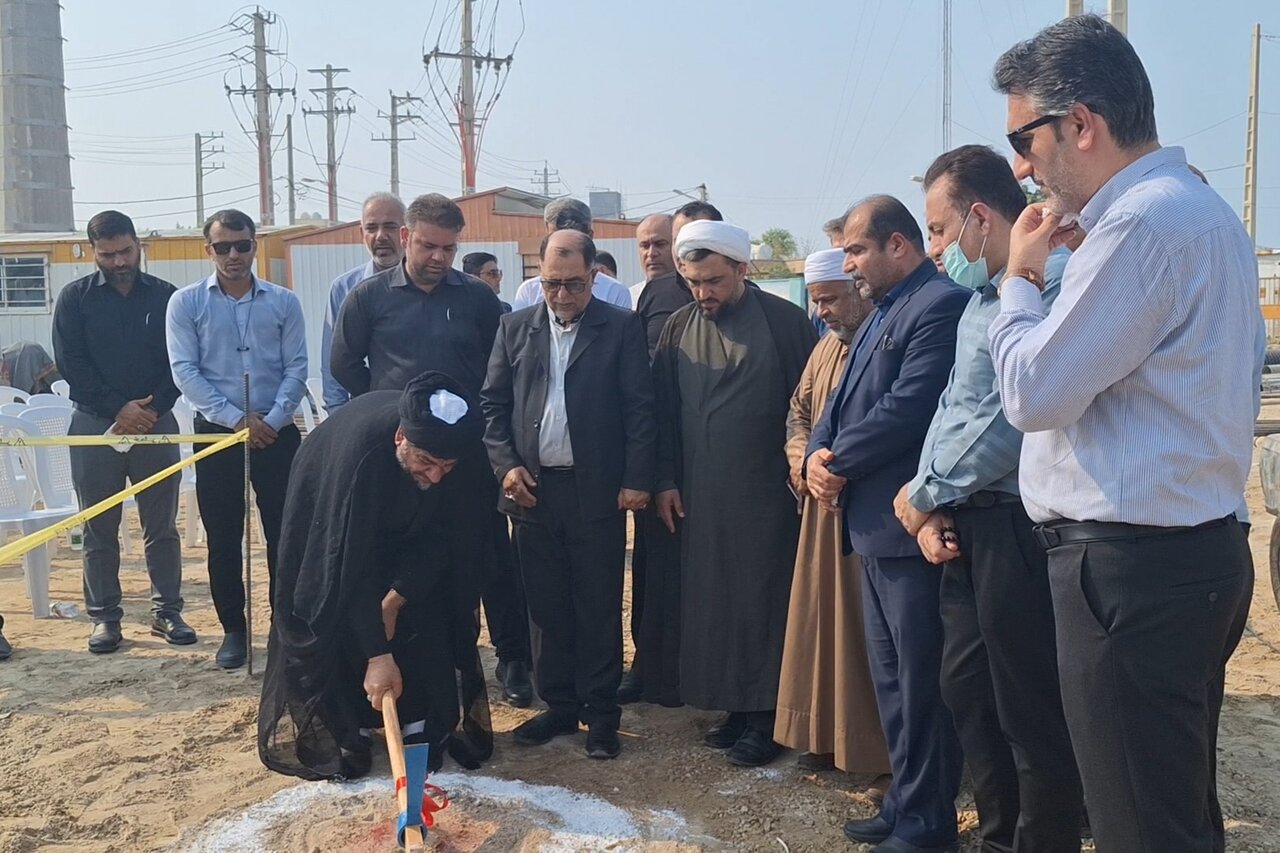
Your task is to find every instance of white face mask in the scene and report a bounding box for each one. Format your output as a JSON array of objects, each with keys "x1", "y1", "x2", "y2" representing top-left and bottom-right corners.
[{"x1": 941, "y1": 209, "x2": 989, "y2": 290}]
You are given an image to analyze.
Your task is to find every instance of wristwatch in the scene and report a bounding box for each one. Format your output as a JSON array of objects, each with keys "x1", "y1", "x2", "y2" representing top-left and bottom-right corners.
[{"x1": 1007, "y1": 268, "x2": 1044, "y2": 291}]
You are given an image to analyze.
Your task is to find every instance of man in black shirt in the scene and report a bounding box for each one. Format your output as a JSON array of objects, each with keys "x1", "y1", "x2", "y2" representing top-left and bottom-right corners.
[
  {"x1": 51, "y1": 210, "x2": 192, "y2": 654},
  {"x1": 331, "y1": 194, "x2": 533, "y2": 704}
]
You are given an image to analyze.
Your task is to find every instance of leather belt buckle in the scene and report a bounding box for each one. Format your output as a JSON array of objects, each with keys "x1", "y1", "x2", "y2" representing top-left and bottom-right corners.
[{"x1": 1032, "y1": 524, "x2": 1061, "y2": 549}]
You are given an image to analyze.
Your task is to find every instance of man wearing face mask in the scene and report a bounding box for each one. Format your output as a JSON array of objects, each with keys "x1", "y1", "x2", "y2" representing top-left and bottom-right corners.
[
  {"x1": 320, "y1": 193, "x2": 405, "y2": 414},
  {"x1": 893, "y1": 145, "x2": 1078, "y2": 853}
]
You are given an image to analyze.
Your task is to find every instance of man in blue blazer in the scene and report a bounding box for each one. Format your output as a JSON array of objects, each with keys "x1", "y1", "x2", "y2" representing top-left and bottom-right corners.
[{"x1": 807, "y1": 195, "x2": 970, "y2": 853}]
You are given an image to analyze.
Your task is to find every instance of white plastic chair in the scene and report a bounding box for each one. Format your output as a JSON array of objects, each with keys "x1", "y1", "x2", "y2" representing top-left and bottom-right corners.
[
  {"x1": 297, "y1": 391, "x2": 319, "y2": 435},
  {"x1": 50, "y1": 379, "x2": 70, "y2": 398},
  {"x1": 0, "y1": 414, "x2": 39, "y2": 509},
  {"x1": 0, "y1": 386, "x2": 29, "y2": 404},
  {"x1": 0, "y1": 418, "x2": 77, "y2": 617},
  {"x1": 0, "y1": 403, "x2": 25, "y2": 418},
  {"x1": 18, "y1": 406, "x2": 77, "y2": 512},
  {"x1": 26, "y1": 393, "x2": 71, "y2": 409},
  {"x1": 170, "y1": 398, "x2": 203, "y2": 548},
  {"x1": 306, "y1": 378, "x2": 326, "y2": 418}
]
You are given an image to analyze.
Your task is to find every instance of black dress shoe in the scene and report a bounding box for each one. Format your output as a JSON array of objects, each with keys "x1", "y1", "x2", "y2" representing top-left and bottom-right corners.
[
  {"x1": 0, "y1": 628, "x2": 11, "y2": 660},
  {"x1": 585, "y1": 723, "x2": 621, "y2": 759},
  {"x1": 727, "y1": 727, "x2": 783, "y2": 767},
  {"x1": 871, "y1": 837, "x2": 959, "y2": 853},
  {"x1": 88, "y1": 621, "x2": 122, "y2": 654},
  {"x1": 844, "y1": 814, "x2": 894, "y2": 844},
  {"x1": 512, "y1": 710, "x2": 579, "y2": 745},
  {"x1": 496, "y1": 659, "x2": 533, "y2": 708},
  {"x1": 616, "y1": 669, "x2": 643, "y2": 704},
  {"x1": 216, "y1": 631, "x2": 247, "y2": 669},
  {"x1": 150, "y1": 614, "x2": 198, "y2": 645},
  {"x1": 703, "y1": 713, "x2": 749, "y2": 749}
]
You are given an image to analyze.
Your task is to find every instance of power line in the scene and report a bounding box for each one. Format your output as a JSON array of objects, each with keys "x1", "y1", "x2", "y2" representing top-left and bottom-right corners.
[{"x1": 74, "y1": 182, "x2": 256, "y2": 206}]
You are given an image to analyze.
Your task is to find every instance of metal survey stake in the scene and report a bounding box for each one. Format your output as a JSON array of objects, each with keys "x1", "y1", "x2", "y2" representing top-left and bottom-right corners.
[{"x1": 243, "y1": 372, "x2": 254, "y2": 676}]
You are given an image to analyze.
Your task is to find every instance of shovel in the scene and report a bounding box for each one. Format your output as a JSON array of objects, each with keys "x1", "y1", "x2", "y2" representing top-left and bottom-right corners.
[{"x1": 381, "y1": 693, "x2": 429, "y2": 850}]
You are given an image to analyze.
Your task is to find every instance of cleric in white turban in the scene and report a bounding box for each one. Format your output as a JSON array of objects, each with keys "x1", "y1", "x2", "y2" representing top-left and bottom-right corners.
[
  {"x1": 653, "y1": 212, "x2": 818, "y2": 768},
  {"x1": 674, "y1": 220, "x2": 753, "y2": 265},
  {"x1": 803, "y1": 247, "x2": 852, "y2": 286}
]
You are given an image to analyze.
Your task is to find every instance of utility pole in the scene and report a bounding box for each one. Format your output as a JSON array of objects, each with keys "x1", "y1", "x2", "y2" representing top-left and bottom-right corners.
[
  {"x1": 285, "y1": 114, "x2": 296, "y2": 226},
  {"x1": 531, "y1": 160, "x2": 561, "y2": 197},
  {"x1": 941, "y1": 0, "x2": 952, "y2": 150},
  {"x1": 1065, "y1": 0, "x2": 1083, "y2": 16},
  {"x1": 303, "y1": 65, "x2": 353, "y2": 223},
  {"x1": 227, "y1": 9, "x2": 290, "y2": 226},
  {"x1": 698, "y1": 183, "x2": 708, "y2": 203},
  {"x1": 424, "y1": 0, "x2": 515, "y2": 195},
  {"x1": 1108, "y1": 0, "x2": 1128, "y2": 36},
  {"x1": 372, "y1": 91, "x2": 423, "y2": 198},
  {"x1": 1245, "y1": 23, "x2": 1262, "y2": 244},
  {"x1": 194, "y1": 132, "x2": 224, "y2": 227}
]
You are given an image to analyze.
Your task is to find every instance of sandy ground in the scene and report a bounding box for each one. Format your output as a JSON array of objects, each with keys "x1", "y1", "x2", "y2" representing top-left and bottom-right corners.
[{"x1": 0, "y1": 449, "x2": 1278, "y2": 852}]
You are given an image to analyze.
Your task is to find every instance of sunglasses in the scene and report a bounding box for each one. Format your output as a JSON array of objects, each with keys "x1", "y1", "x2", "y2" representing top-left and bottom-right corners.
[
  {"x1": 208, "y1": 239, "x2": 255, "y2": 255},
  {"x1": 1006, "y1": 114, "x2": 1061, "y2": 158},
  {"x1": 541, "y1": 278, "x2": 589, "y2": 294}
]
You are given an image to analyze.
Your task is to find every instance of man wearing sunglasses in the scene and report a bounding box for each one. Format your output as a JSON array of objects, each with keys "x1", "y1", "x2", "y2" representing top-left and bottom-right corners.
[
  {"x1": 990, "y1": 16, "x2": 1263, "y2": 852},
  {"x1": 166, "y1": 208, "x2": 308, "y2": 670},
  {"x1": 482, "y1": 229, "x2": 656, "y2": 759}
]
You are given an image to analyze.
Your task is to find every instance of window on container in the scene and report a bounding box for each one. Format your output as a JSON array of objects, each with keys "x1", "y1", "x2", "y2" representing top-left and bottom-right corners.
[{"x1": 0, "y1": 256, "x2": 48, "y2": 309}]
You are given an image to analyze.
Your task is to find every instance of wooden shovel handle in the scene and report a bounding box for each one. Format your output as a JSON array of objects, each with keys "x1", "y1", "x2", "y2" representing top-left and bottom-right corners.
[{"x1": 381, "y1": 694, "x2": 425, "y2": 849}]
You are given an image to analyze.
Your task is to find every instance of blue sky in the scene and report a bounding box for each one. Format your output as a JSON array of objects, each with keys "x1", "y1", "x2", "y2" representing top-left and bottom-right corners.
[{"x1": 60, "y1": 1, "x2": 1280, "y2": 249}]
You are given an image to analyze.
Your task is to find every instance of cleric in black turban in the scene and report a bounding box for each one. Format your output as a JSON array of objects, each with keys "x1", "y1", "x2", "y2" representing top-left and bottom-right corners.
[{"x1": 258, "y1": 371, "x2": 493, "y2": 780}]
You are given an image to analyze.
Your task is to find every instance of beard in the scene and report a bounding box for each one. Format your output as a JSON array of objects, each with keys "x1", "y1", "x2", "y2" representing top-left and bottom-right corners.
[{"x1": 407, "y1": 260, "x2": 447, "y2": 287}]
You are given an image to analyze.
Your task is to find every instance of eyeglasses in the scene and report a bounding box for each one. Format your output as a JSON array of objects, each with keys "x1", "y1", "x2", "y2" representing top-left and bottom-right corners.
[
  {"x1": 208, "y1": 239, "x2": 255, "y2": 255},
  {"x1": 1006, "y1": 114, "x2": 1061, "y2": 158},
  {"x1": 482, "y1": 268, "x2": 503, "y2": 279},
  {"x1": 540, "y1": 278, "x2": 589, "y2": 294}
]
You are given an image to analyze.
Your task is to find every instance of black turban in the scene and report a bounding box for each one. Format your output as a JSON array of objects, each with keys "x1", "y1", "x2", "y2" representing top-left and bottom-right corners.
[{"x1": 398, "y1": 371, "x2": 483, "y2": 460}]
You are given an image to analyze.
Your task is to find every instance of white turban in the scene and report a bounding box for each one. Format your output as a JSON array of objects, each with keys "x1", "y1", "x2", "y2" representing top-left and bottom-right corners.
[
  {"x1": 803, "y1": 248, "x2": 851, "y2": 285},
  {"x1": 675, "y1": 220, "x2": 751, "y2": 264}
]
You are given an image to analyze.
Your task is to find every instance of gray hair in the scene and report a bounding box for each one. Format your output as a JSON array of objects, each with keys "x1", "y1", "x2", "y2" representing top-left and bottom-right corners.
[
  {"x1": 992, "y1": 14, "x2": 1156, "y2": 150},
  {"x1": 543, "y1": 197, "x2": 592, "y2": 232},
  {"x1": 822, "y1": 215, "x2": 846, "y2": 240},
  {"x1": 362, "y1": 192, "x2": 405, "y2": 218}
]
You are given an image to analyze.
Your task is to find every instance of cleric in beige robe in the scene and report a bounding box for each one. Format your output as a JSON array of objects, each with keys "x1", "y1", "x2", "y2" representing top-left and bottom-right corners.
[{"x1": 775, "y1": 249, "x2": 890, "y2": 776}]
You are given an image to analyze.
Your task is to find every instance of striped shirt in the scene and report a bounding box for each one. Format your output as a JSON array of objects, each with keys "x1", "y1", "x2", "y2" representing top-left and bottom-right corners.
[
  {"x1": 907, "y1": 249, "x2": 1068, "y2": 511},
  {"x1": 990, "y1": 146, "x2": 1264, "y2": 526}
]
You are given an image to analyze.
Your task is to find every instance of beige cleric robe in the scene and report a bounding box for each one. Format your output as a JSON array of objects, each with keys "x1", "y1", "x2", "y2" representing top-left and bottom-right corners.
[{"x1": 774, "y1": 331, "x2": 890, "y2": 773}]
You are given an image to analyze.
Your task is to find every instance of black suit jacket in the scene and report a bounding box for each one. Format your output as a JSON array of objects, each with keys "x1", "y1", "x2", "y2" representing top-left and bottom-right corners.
[{"x1": 481, "y1": 297, "x2": 657, "y2": 522}]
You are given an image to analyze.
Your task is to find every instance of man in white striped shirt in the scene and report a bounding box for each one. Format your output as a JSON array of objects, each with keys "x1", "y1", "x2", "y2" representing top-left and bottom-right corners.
[{"x1": 990, "y1": 16, "x2": 1263, "y2": 853}]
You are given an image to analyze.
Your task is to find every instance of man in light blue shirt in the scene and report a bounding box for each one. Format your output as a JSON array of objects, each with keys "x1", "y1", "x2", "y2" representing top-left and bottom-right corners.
[
  {"x1": 166, "y1": 208, "x2": 308, "y2": 670},
  {"x1": 510, "y1": 197, "x2": 632, "y2": 310},
  {"x1": 320, "y1": 193, "x2": 405, "y2": 413},
  {"x1": 893, "y1": 145, "x2": 1080, "y2": 853},
  {"x1": 990, "y1": 17, "x2": 1261, "y2": 851}
]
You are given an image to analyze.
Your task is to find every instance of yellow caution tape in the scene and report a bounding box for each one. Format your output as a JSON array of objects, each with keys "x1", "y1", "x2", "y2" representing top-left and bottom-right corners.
[
  {"x1": 0, "y1": 433, "x2": 234, "y2": 447},
  {"x1": 0, "y1": 429, "x2": 249, "y2": 566}
]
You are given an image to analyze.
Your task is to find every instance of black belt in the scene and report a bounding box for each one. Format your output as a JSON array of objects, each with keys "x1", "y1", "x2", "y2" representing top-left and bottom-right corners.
[
  {"x1": 949, "y1": 490, "x2": 1021, "y2": 510},
  {"x1": 539, "y1": 466, "x2": 574, "y2": 475},
  {"x1": 1033, "y1": 515, "x2": 1235, "y2": 549}
]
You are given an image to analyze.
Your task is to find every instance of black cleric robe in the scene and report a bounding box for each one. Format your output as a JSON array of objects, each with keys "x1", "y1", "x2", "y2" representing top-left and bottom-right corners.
[
  {"x1": 257, "y1": 391, "x2": 492, "y2": 781},
  {"x1": 651, "y1": 286, "x2": 817, "y2": 712}
]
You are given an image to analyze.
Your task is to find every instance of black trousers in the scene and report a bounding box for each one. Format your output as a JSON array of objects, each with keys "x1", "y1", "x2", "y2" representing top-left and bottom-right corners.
[
  {"x1": 941, "y1": 502, "x2": 1082, "y2": 853},
  {"x1": 482, "y1": 508, "x2": 531, "y2": 665},
  {"x1": 1047, "y1": 518, "x2": 1252, "y2": 853},
  {"x1": 513, "y1": 469, "x2": 626, "y2": 728},
  {"x1": 194, "y1": 418, "x2": 300, "y2": 633}
]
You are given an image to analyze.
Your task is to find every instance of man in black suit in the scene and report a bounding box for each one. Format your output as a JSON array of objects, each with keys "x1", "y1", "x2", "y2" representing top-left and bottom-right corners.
[
  {"x1": 481, "y1": 229, "x2": 657, "y2": 760},
  {"x1": 807, "y1": 195, "x2": 970, "y2": 853}
]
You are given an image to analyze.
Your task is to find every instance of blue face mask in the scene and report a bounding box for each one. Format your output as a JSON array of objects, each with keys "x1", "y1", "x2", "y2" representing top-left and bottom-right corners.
[{"x1": 941, "y1": 209, "x2": 989, "y2": 290}]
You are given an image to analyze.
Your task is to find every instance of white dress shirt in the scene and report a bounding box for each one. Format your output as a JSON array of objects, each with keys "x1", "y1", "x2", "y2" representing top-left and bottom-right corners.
[
  {"x1": 989, "y1": 146, "x2": 1264, "y2": 527},
  {"x1": 538, "y1": 316, "x2": 578, "y2": 467},
  {"x1": 512, "y1": 271, "x2": 632, "y2": 310}
]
